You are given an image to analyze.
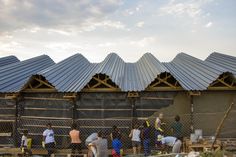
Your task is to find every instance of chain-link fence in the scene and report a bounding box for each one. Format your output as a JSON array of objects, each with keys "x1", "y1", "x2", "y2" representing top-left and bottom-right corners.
[{"x1": 0, "y1": 92, "x2": 236, "y2": 153}]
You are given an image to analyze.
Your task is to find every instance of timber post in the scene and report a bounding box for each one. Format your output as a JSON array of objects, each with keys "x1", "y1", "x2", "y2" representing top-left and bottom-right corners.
[
  {"x1": 189, "y1": 91, "x2": 201, "y2": 133},
  {"x1": 5, "y1": 93, "x2": 20, "y2": 147},
  {"x1": 128, "y1": 92, "x2": 139, "y2": 128}
]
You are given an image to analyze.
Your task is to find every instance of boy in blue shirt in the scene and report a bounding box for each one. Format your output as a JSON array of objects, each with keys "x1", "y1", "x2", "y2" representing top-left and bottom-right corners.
[{"x1": 112, "y1": 134, "x2": 122, "y2": 157}]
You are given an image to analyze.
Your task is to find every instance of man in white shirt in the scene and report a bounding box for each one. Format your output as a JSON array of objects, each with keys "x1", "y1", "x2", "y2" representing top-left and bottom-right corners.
[
  {"x1": 159, "y1": 135, "x2": 182, "y2": 153},
  {"x1": 43, "y1": 123, "x2": 55, "y2": 157}
]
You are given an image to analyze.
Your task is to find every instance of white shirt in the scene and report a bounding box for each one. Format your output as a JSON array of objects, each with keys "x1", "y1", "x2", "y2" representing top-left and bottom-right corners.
[
  {"x1": 43, "y1": 129, "x2": 55, "y2": 144},
  {"x1": 161, "y1": 136, "x2": 177, "y2": 147},
  {"x1": 131, "y1": 129, "x2": 141, "y2": 142},
  {"x1": 21, "y1": 135, "x2": 27, "y2": 147}
]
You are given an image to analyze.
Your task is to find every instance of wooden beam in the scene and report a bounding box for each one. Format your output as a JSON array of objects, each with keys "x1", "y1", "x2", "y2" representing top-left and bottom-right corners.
[
  {"x1": 33, "y1": 77, "x2": 55, "y2": 89},
  {"x1": 82, "y1": 88, "x2": 120, "y2": 92},
  {"x1": 217, "y1": 78, "x2": 233, "y2": 88},
  {"x1": 145, "y1": 87, "x2": 183, "y2": 91},
  {"x1": 91, "y1": 77, "x2": 110, "y2": 88},
  {"x1": 21, "y1": 116, "x2": 72, "y2": 120},
  {"x1": 77, "y1": 108, "x2": 132, "y2": 111},
  {"x1": 211, "y1": 99, "x2": 234, "y2": 150},
  {"x1": 140, "y1": 97, "x2": 173, "y2": 100},
  {"x1": 127, "y1": 92, "x2": 139, "y2": 98},
  {"x1": 24, "y1": 107, "x2": 70, "y2": 111},
  {"x1": 92, "y1": 76, "x2": 117, "y2": 89},
  {"x1": 150, "y1": 74, "x2": 172, "y2": 87},
  {"x1": 23, "y1": 88, "x2": 57, "y2": 92},
  {"x1": 208, "y1": 87, "x2": 236, "y2": 90},
  {"x1": 24, "y1": 96, "x2": 66, "y2": 101},
  {"x1": 4, "y1": 93, "x2": 19, "y2": 99},
  {"x1": 189, "y1": 91, "x2": 201, "y2": 96}
]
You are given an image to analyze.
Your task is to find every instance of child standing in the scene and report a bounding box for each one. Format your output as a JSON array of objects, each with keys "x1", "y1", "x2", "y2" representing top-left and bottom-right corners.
[
  {"x1": 43, "y1": 123, "x2": 55, "y2": 157},
  {"x1": 21, "y1": 130, "x2": 32, "y2": 156},
  {"x1": 142, "y1": 121, "x2": 151, "y2": 156},
  {"x1": 112, "y1": 134, "x2": 122, "y2": 157},
  {"x1": 69, "y1": 123, "x2": 82, "y2": 156},
  {"x1": 129, "y1": 124, "x2": 141, "y2": 155}
]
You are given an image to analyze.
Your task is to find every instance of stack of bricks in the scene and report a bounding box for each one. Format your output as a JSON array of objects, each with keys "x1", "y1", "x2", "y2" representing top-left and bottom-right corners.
[{"x1": 220, "y1": 138, "x2": 236, "y2": 151}]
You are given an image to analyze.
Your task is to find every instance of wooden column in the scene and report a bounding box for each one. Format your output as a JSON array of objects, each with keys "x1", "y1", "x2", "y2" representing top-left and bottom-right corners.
[
  {"x1": 64, "y1": 93, "x2": 77, "y2": 124},
  {"x1": 190, "y1": 95, "x2": 194, "y2": 133},
  {"x1": 12, "y1": 95, "x2": 20, "y2": 147},
  {"x1": 128, "y1": 92, "x2": 139, "y2": 128}
]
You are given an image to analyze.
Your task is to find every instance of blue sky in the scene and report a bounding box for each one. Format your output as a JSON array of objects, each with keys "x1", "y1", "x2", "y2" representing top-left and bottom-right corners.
[{"x1": 0, "y1": 0, "x2": 235, "y2": 62}]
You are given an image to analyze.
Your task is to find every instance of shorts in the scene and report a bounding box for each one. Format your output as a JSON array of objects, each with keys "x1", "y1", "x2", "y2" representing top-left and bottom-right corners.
[
  {"x1": 45, "y1": 142, "x2": 55, "y2": 156},
  {"x1": 70, "y1": 143, "x2": 82, "y2": 153},
  {"x1": 132, "y1": 141, "x2": 141, "y2": 147}
]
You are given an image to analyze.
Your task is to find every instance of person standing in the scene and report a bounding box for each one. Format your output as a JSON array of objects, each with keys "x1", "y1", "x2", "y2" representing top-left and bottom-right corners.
[
  {"x1": 112, "y1": 134, "x2": 122, "y2": 157},
  {"x1": 43, "y1": 123, "x2": 55, "y2": 157},
  {"x1": 155, "y1": 113, "x2": 165, "y2": 149},
  {"x1": 20, "y1": 130, "x2": 32, "y2": 156},
  {"x1": 129, "y1": 124, "x2": 141, "y2": 155},
  {"x1": 69, "y1": 123, "x2": 82, "y2": 157},
  {"x1": 142, "y1": 121, "x2": 151, "y2": 156},
  {"x1": 110, "y1": 125, "x2": 121, "y2": 141},
  {"x1": 89, "y1": 131, "x2": 108, "y2": 157},
  {"x1": 171, "y1": 115, "x2": 183, "y2": 140}
]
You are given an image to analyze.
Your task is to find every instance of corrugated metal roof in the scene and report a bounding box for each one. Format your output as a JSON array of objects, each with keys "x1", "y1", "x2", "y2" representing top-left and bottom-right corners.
[
  {"x1": 205, "y1": 52, "x2": 236, "y2": 77},
  {"x1": 0, "y1": 55, "x2": 55, "y2": 92},
  {"x1": 38, "y1": 53, "x2": 95, "y2": 92},
  {"x1": 122, "y1": 53, "x2": 169, "y2": 91},
  {"x1": 163, "y1": 53, "x2": 230, "y2": 90},
  {"x1": 38, "y1": 53, "x2": 168, "y2": 92},
  {"x1": 0, "y1": 55, "x2": 19, "y2": 67},
  {"x1": 1, "y1": 52, "x2": 236, "y2": 92}
]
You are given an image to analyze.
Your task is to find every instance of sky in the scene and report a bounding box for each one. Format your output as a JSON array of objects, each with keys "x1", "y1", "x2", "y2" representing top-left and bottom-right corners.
[{"x1": 0, "y1": 0, "x2": 236, "y2": 63}]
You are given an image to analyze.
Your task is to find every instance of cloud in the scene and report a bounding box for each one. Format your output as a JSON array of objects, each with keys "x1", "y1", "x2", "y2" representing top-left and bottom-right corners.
[
  {"x1": 136, "y1": 21, "x2": 144, "y2": 28},
  {"x1": 129, "y1": 37, "x2": 157, "y2": 47},
  {"x1": 81, "y1": 20, "x2": 126, "y2": 32},
  {"x1": 45, "y1": 42, "x2": 82, "y2": 51},
  {"x1": 0, "y1": 0, "x2": 122, "y2": 33},
  {"x1": 205, "y1": 21, "x2": 213, "y2": 28},
  {"x1": 98, "y1": 42, "x2": 116, "y2": 47},
  {"x1": 159, "y1": 0, "x2": 214, "y2": 18}
]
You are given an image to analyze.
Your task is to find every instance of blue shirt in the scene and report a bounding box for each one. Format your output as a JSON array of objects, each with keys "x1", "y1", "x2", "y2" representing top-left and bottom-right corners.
[
  {"x1": 112, "y1": 138, "x2": 122, "y2": 154},
  {"x1": 161, "y1": 136, "x2": 177, "y2": 147}
]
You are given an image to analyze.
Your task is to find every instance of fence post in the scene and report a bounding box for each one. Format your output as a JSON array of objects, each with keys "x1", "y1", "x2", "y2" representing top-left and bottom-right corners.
[
  {"x1": 128, "y1": 92, "x2": 139, "y2": 128},
  {"x1": 190, "y1": 95, "x2": 194, "y2": 133},
  {"x1": 13, "y1": 97, "x2": 19, "y2": 147}
]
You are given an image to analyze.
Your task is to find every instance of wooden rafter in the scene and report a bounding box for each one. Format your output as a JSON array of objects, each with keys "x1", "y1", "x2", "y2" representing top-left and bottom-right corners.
[
  {"x1": 208, "y1": 73, "x2": 236, "y2": 90},
  {"x1": 22, "y1": 75, "x2": 56, "y2": 92},
  {"x1": 146, "y1": 72, "x2": 182, "y2": 91},
  {"x1": 82, "y1": 74, "x2": 120, "y2": 92}
]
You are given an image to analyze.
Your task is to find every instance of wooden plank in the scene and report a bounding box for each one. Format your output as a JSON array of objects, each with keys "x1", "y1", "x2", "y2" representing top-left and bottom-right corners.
[
  {"x1": 0, "y1": 114, "x2": 15, "y2": 117},
  {"x1": 76, "y1": 118, "x2": 132, "y2": 121},
  {"x1": 24, "y1": 107, "x2": 70, "y2": 111},
  {"x1": 0, "y1": 120, "x2": 15, "y2": 122},
  {"x1": 22, "y1": 124, "x2": 71, "y2": 129},
  {"x1": 77, "y1": 108, "x2": 131, "y2": 111},
  {"x1": 21, "y1": 116, "x2": 72, "y2": 120},
  {"x1": 79, "y1": 126, "x2": 129, "y2": 129},
  {"x1": 82, "y1": 88, "x2": 120, "y2": 92},
  {"x1": 24, "y1": 96, "x2": 68, "y2": 101},
  {"x1": 141, "y1": 97, "x2": 173, "y2": 100}
]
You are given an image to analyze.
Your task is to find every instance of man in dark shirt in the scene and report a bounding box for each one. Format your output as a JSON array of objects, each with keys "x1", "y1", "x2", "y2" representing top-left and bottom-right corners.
[{"x1": 171, "y1": 115, "x2": 183, "y2": 140}]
